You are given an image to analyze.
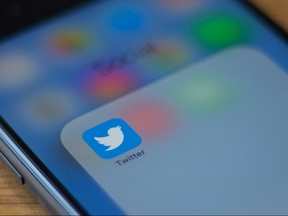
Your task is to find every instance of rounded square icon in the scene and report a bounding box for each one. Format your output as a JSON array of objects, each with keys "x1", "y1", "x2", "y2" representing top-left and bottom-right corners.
[{"x1": 82, "y1": 118, "x2": 142, "y2": 159}]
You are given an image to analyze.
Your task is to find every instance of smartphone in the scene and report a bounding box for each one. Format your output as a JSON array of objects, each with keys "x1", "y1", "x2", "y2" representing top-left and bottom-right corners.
[{"x1": 1, "y1": 0, "x2": 288, "y2": 215}]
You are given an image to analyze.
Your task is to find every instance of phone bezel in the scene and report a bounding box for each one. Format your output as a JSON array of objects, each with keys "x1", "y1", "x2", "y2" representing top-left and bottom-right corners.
[{"x1": 0, "y1": 0, "x2": 91, "y2": 41}]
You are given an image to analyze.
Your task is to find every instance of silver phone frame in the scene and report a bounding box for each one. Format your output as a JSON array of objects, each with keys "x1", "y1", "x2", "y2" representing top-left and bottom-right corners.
[{"x1": 0, "y1": 127, "x2": 80, "y2": 215}]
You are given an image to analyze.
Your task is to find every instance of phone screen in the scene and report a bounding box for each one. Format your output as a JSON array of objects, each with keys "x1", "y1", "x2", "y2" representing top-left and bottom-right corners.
[{"x1": 1, "y1": 0, "x2": 288, "y2": 214}]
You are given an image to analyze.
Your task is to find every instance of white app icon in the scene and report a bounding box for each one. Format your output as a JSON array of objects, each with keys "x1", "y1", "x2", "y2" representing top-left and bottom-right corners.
[
  {"x1": 0, "y1": 53, "x2": 39, "y2": 89},
  {"x1": 94, "y1": 126, "x2": 124, "y2": 151}
]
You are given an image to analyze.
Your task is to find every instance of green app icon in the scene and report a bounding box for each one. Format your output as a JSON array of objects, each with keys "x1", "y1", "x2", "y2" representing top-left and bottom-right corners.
[{"x1": 188, "y1": 14, "x2": 249, "y2": 50}]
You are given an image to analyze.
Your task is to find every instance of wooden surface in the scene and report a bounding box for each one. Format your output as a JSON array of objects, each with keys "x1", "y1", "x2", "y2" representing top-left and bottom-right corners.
[
  {"x1": 1, "y1": 1, "x2": 288, "y2": 215},
  {"x1": 0, "y1": 162, "x2": 49, "y2": 215}
]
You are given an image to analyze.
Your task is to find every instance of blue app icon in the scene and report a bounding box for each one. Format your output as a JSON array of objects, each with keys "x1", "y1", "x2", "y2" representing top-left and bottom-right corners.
[{"x1": 82, "y1": 118, "x2": 142, "y2": 159}]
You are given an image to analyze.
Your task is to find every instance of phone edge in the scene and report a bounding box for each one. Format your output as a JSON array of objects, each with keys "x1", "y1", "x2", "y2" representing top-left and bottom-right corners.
[{"x1": 0, "y1": 127, "x2": 80, "y2": 215}]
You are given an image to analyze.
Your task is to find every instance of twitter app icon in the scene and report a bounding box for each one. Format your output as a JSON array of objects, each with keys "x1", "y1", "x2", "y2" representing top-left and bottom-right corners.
[{"x1": 83, "y1": 118, "x2": 142, "y2": 159}]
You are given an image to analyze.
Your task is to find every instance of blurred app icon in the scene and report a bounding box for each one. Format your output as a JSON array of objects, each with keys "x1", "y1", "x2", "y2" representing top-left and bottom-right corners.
[
  {"x1": 81, "y1": 68, "x2": 138, "y2": 102},
  {"x1": 188, "y1": 13, "x2": 249, "y2": 50},
  {"x1": 175, "y1": 75, "x2": 234, "y2": 114},
  {"x1": 110, "y1": 9, "x2": 144, "y2": 32},
  {"x1": 0, "y1": 53, "x2": 39, "y2": 90},
  {"x1": 48, "y1": 28, "x2": 92, "y2": 55},
  {"x1": 23, "y1": 89, "x2": 77, "y2": 126},
  {"x1": 142, "y1": 39, "x2": 190, "y2": 74},
  {"x1": 121, "y1": 100, "x2": 176, "y2": 140}
]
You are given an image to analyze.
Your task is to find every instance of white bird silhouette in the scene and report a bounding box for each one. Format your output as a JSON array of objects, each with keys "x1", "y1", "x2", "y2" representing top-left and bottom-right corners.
[{"x1": 94, "y1": 126, "x2": 124, "y2": 151}]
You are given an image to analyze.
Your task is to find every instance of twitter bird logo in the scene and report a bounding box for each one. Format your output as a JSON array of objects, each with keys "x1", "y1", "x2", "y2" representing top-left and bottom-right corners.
[
  {"x1": 83, "y1": 118, "x2": 142, "y2": 159},
  {"x1": 94, "y1": 126, "x2": 124, "y2": 151}
]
